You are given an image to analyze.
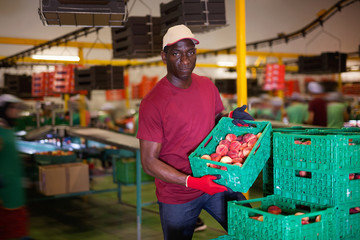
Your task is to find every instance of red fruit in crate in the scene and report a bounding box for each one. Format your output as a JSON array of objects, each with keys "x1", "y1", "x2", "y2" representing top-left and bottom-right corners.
[
  {"x1": 243, "y1": 133, "x2": 257, "y2": 143},
  {"x1": 219, "y1": 139, "x2": 231, "y2": 148},
  {"x1": 295, "y1": 212, "x2": 309, "y2": 221},
  {"x1": 302, "y1": 141, "x2": 311, "y2": 145},
  {"x1": 236, "y1": 135, "x2": 243, "y2": 143},
  {"x1": 233, "y1": 162, "x2": 243, "y2": 167},
  {"x1": 216, "y1": 144, "x2": 229, "y2": 156},
  {"x1": 207, "y1": 163, "x2": 221, "y2": 169},
  {"x1": 240, "y1": 142, "x2": 248, "y2": 150},
  {"x1": 220, "y1": 156, "x2": 233, "y2": 164},
  {"x1": 257, "y1": 216, "x2": 264, "y2": 222},
  {"x1": 225, "y1": 133, "x2": 237, "y2": 142},
  {"x1": 256, "y1": 133, "x2": 262, "y2": 139},
  {"x1": 220, "y1": 166, "x2": 228, "y2": 171},
  {"x1": 301, "y1": 220, "x2": 310, "y2": 225},
  {"x1": 210, "y1": 153, "x2": 221, "y2": 162},
  {"x1": 315, "y1": 215, "x2": 321, "y2": 222},
  {"x1": 227, "y1": 150, "x2": 239, "y2": 159},
  {"x1": 201, "y1": 154, "x2": 211, "y2": 160},
  {"x1": 232, "y1": 157, "x2": 245, "y2": 164},
  {"x1": 247, "y1": 138, "x2": 257, "y2": 148},
  {"x1": 242, "y1": 147, "x2": 252, "y2": 157},
  {"x1": 349, "y1": 173, "x2": 355, "y2": 180},
  {"x1": 349, "y1": 208, "x2": 358, "y2": 214},
  {"x1": 294, "y1": 140, "x2": 302, "y2": 145},
  {"x1": 354, "y1": 174, "x2": 360, "y2": 179},
  {"x1": 229, "y1": 141, "x2": 242, "y2": 151},
  {"x1": 299, "y1": 171, "x2": 309, "y2": 177},
  {"x1": 267, "y1": 205, "x2": 282, "y2": 215}
]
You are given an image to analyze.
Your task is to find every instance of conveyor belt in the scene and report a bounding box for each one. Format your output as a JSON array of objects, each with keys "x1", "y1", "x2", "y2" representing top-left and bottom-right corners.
[{"x1": 67, "y1": 127, "x2": 139, "y2": 151}]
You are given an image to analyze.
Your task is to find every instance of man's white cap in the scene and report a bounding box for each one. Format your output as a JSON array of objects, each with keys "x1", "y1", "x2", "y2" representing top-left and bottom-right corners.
[
  {"x1": 162, "y1": 24, "x2": 199, "y2": 50},
  {"x1": 0, "y1": 94, "x2": 22, "y2": 107},
  {"x1": 308, "y1": 82, "x2": 324, "y2": 94}
]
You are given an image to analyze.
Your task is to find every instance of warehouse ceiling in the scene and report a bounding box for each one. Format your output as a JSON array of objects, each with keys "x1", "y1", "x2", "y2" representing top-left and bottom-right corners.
[{"x1": 0, "y1": 0, "x2": 359, "y2": 67}]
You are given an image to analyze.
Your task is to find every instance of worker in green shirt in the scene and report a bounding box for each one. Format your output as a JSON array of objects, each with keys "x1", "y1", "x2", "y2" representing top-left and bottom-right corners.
[
  {"x1": 0, "y1": 94, "x2": 29, "y2": 239},
  {"x1": 326, "y1": 92, "x2": 349, "y2": 128},
  {"x1": 285, "y1": 92, "x2": 309, "y2": 124}
]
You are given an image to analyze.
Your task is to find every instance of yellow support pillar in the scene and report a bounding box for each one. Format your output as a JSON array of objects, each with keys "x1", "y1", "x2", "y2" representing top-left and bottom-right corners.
[
  {"x1": 64, "y1": 94, "x2": 69, "y2": 111},
  {"x1": 236, "y1": 0, "x2": 249, "y2": 200},
  {"x1": 78, "y1": 47, "x2": 87, "y2": 127}
]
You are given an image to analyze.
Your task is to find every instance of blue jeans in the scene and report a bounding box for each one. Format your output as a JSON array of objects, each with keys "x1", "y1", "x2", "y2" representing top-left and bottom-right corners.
[{"x1": 158, "y1": 190, "x2": 247, "y2": 240}]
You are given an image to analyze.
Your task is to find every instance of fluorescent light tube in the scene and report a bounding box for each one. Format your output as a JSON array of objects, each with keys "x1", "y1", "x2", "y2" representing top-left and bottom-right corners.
[{"x1": 31, "y1": 55, "x2": 80, "y2": 61}]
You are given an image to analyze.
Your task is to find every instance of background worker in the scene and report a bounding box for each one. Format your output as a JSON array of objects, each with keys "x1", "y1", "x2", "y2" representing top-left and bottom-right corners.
[
  {"x1": 136, "y1": 24, "x2": 249, "y2": 240},
  {"x1": 326, "y1": 92, "x2": 349, "y2": 128},
  {"x1": 285, "y1": 92, "x2": 309, "y2": 124},
  {"x1": 0, "y1": 94, "x2": 30, "y2": 239},
  {"x1": 307, "y1": 81, "x2": 327, "y2": 126}
]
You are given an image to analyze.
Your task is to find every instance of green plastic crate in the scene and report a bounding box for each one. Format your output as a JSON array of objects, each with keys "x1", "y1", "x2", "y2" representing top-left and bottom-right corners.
[
  {"x1": 227, "y1": 195, "x2": 336, "y2": 240},
  {"x1": 34, "y1": 152, "x2": 77, "y2": 165},
  {"x1": 273, "y1": 131, "x2": 360, "y2": 171},
  {"x1": 189, "y1": 118, "x2": 272, "y2": 192},
  {"x1": 114, "y1": 158, "x2": 154, "y2": 185},
  {"x1": 335, "y1": 201, "x2": 360, "y2": 239},
  {"x1": 273, "y1": 166, "x2": 360, "y2": 206}
]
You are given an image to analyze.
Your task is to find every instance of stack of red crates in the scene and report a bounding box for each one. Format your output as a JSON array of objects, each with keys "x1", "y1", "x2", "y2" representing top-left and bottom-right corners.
[
  {"x1": 53, "y1": 64, "x2": 76, "y2": 93},
  {"x1": 132, "y1": 75, "x2": 158, "y2": 99},
  {"x1": 32, "y1": 72, "x2": 57, "y2": 97}
]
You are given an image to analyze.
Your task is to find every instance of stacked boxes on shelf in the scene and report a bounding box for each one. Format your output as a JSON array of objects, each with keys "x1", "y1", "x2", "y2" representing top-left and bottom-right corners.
[
  {"x1": 74, "y1": 65, "x2": 124, "y2": 91},
  {"x1": 53, "y1": 64, "x2": 76, "y2": 93},
  {"x1": 4, "y1": 74, "x2": 32, "y2": 98},
  {"x1": 32, "y1": 72, "x2": 58, "y2": 97},
  {"x1": 131, "y1": 75, "x2": 158, "y2": 99},
  {"x1": 111, "y1": 15, "x2": 162, "y2": 59},
  {"x1": 271, "y1": 129, "x2": 360, "y2": 239},
  {"x1": 160, "y1": 0, "x2": 226, "y2": 34}
]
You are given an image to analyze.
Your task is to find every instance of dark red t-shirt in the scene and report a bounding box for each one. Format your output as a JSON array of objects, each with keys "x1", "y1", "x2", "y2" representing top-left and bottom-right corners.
[
  {"x1": 308, "y1": 97, "x2": 327, "y2": 126},
  {"x1": 136, "y1": 73, "x2": 224, "y2": 204}
]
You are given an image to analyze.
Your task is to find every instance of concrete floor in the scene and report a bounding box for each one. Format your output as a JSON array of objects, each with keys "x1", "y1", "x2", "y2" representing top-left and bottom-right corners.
[{"x1": 26, "y1": 171, "x2": 264, "y2": 240}]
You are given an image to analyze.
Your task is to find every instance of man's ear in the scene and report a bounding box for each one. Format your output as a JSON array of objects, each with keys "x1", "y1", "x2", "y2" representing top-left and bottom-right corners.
[{"x1": 161, "y1": 51, "x2": 167, "y2": 64}]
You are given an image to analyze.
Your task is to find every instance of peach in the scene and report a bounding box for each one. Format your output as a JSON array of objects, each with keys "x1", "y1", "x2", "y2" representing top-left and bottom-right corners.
[
  {"x1": 240, "y1": 142, "x2": 248, "y2": 150},
  {"x1": 349, "y1": 173, "x2": 355, "y2": 180},
  {"x1": 201, "y1": 154, "x2": 211, "y2": 160},
  {"x1": 225, "y1": 133, "x2": 237, "y2": 142},
  {"x1": 232, "y1": 157, "x2": 245, "y2": 164},
  {"x1": 257, "y1": 216, "x2": 264, "y2": 222},
  {"x1": 236, "y1": 135, "x2": 244, "y2": 143},
  {"x1": 243, "y1": 147, "x2": 252, "y2": 157},
  {"x1": 243, "y1": 133, "x2": 257, "y2": 143},
  {"x1": 247, "y1": 138, "x2": 257, "y2": 148},
  {"x1": 216, "y1": 144, "x2": 229, "y2": 156},
  {"x1": 302, "y1": 141, "x2": 311, "y2": 145},
  {"x1": 294, "y1": 140, "x2": 302, "y2": 145},
  {"x1": 220, "y1": 156, "x2": 233, "y2": 164},
  {"x1": 256, "y1": 132, "x2": 262, "y2": 139},
  {"x1": 295, "y1": 212, "x2": 309, "y2": 221},
  {"x1": 219, "y1": 139, "x2": 231, "y2": 148},
  {"x1": 354, "y1": 174, "x2": 360, "y2": 179},
  {"x1": 267, "y1": 205, "x2": 282, "y2": 215},
  {"x1": 207, "y1": 163, "x2": 221, "y2": 169},
  {"x1": 227, "y1": 150, "x2": 239, "y2": 159},
  {"x1": 301, "y1": 220, "x2": 310, "y2": 225},
  {"x1": 220, "y1": 166, "x2": 228, "y2": 171},
  {"x1": 210, "y1": 153, "x2": 221, "y2": 162},
  {"x1": 229, "y1": 141, "x2": 242, "y2": 151},
  {"x1": 299, "y1": 171, "x2": 309, "y2": 177},
  {"x1": 233, "y1": 162, "x2": 243, "y2": 167},
  {"x1": 315, "y1": 215, "x2": 321, "y2": 222}
]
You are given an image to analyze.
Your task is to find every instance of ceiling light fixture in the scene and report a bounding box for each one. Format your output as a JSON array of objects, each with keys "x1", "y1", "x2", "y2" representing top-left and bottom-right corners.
[{"x1": 31, "y1": 55, "x2": 80, "y2": 61}]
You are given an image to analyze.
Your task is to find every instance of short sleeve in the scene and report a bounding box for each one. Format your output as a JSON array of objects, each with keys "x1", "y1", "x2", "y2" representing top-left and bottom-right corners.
[{"x1": 136, "y1": 99, "x2": 163, "y2": 143}]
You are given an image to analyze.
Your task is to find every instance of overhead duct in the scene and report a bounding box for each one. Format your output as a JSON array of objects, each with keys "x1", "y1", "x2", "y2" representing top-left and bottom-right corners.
[
  {"x1": 38, "y1": 0, "x2": 127, "y2": 27},
  {"x1": 298, "y1": 52, "x2": 347, "y2": 74},
  {"x1": 160, "y1": 0, "x2": 226, "y2": 34}
]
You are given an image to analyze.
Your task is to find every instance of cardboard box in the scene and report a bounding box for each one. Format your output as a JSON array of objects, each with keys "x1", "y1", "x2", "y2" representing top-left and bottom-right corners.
[
  {"x1": 39, "y1": 164, "x2": 67, "y2": 196},
  {"x1": 39, "y1": 163, "x2": 89, "y2": 196}
]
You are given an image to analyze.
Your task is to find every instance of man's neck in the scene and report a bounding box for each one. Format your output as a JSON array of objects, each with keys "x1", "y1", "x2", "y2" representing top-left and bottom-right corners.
[{"x1": 167, "y1": 75, "x2": 192, "y2": 89}]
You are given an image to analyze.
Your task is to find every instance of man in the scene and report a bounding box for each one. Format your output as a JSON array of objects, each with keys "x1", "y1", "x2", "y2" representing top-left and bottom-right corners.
[
  {"x1": 285, "y1": 92, "x2": 309, "y2": 124},
  {"x1": 307, "y1": 81, "x2": 327, "y2": 126},
  {"x1": 136, "y1": 25, "x2": 248, "y2": 240}
]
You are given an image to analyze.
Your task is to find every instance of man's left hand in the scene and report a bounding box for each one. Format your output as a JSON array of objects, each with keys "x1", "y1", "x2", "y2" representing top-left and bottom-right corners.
[{"x1": 229, "y1": 105, "x2": 254, "y2": 126}]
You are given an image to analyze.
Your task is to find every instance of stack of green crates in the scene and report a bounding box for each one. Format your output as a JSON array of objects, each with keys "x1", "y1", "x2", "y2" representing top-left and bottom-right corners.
[
  {"x1": 114, "y1": 157, "x2": 154, "y2": 185},
  {"x1": 272, "y1": 128, "x2": 360, "y2": 239}
]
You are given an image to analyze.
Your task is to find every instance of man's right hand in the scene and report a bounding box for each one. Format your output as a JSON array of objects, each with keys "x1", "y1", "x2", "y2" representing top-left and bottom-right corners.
[{"x1": 186, "y1": 175, "x2": 228, "y2": 195}]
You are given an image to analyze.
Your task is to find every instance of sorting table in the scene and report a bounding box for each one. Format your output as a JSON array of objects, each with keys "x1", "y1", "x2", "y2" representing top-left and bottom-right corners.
[{"x1": 67, "y1": 127, "x2": 146, "y2": 240}]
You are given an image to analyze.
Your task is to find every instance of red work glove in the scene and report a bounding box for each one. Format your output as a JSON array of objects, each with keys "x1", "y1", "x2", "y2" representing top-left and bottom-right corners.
[{"x1": 186, "y1": 175, "x2": 228, "y2": 195}]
